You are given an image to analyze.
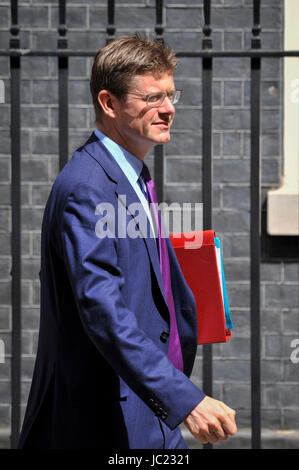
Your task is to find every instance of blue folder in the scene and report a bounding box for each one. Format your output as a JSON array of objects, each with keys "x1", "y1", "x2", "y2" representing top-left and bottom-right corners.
[{"x1": 214, "y1": 237, "x2": 234, "y2": 330}]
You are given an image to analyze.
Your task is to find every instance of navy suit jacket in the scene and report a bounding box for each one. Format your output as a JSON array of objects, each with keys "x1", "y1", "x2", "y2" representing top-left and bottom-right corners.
[{"x1": 18, "y1": 133, "x2": 205, "y2": 449}]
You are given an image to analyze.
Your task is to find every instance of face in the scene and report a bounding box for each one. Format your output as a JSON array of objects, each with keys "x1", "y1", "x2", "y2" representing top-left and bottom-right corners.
[{"x1": 112, "y1": 72, "x2": 176, "y2": 160}]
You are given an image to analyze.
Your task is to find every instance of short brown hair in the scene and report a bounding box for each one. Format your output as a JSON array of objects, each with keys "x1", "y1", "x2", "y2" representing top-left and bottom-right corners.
[{"x1": 90, "y1": 34, "x2": 178, "y2": 122}]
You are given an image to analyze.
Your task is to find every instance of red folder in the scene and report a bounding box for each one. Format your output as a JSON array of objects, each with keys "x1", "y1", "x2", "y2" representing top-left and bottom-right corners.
[{"x1": 170, "y1": 230, "x2": 231, "y2": 345}]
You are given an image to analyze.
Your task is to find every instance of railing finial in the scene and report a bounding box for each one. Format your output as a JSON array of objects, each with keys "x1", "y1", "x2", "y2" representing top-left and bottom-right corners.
[
  {"x1": 155, "y1": 0, "x2": 164, "y2": 43},
  {"x1": 106, "y1": 0, "x2": 116, "y2": 44},
  {"x1": 202, "y1": 0, "x2": 212, "y2": 50},
  {"x1": 58, "y1": 0, "x2": 68, "y2": 49},
  {"x1": 252, "y1": 0, "x2": 261, "y2": 49},
  {"x1": 10, "y1": 0, "x2": 20, "y2": 49}
]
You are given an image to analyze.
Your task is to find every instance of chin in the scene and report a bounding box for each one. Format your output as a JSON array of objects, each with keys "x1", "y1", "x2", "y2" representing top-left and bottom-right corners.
[
  {"x1": 146, "y1": 130, "x2": 171, "y2": 148},
  {"x1": 155, "y1": 131, "x2": 171, "y2": 144},
  {"x1": 159, "y1": 134, "x2": 171, "y2": 144}
]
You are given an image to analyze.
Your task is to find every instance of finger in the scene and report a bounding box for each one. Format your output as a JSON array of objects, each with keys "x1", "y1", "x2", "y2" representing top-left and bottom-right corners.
[
  {"x1": 214, "y1": 428, "x2": 229, "y2": 441},
  {"x1": 212, "y1": 425, "x2": 228, "y2": 441},
  {"x1": 217, "y1": 405, "x2": 237, "y2": 435},
  {"x1": 219, "y1": 402, "x2": 236, "y2": 418},
  {"x1": 221, "y1": 404, "x2": 237, "y2": 421},
  {"x1": 197, "y1": 426, "x2": 218, "y2": 444},
  {"x1": 200, "y1": 427, "x2": 220, "y2": 445},
  {"x1": 199, "y1": 431, "x2": 218, "y2": 445},
  {"x1": 227, "y1": 410, "x2": 237, "y2": 424},
  {"x1": 221, "y1": 416, "x2": 237, "y2": 436},
  {"x1": 208, "y1": 431, "x2": 220, "y2": 444},
  {"x1": 195, "y1": 431, "x2": 208, "y2": 444},
  {"x1": 216, "y1": 412, "x2": 237, "y2": 435},
  {"x1": 210, "y1": 421, "x2": 231, "y2": 442}
]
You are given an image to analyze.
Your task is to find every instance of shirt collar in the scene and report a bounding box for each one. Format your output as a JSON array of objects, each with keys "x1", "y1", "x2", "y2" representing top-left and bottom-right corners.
[{"x1": 94, "y1": 128, "x2": 143, "y2": 182}]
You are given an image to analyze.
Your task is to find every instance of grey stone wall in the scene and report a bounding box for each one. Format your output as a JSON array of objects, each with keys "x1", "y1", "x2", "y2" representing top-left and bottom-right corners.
[{"x1": 0, "y1": 0, "x2": 298, "y2": 449}]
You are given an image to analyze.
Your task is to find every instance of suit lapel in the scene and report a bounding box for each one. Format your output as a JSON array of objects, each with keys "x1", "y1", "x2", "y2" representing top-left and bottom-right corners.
[
  {"x1": 115, "y1": 177, "x2": 166, "y2": 303},
  {"x1": 84, "y1": 133, "x2": 167, "y2": 307}
]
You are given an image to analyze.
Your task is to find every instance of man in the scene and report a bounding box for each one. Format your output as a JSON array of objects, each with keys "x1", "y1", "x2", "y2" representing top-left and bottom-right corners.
[{"x1": 18, "y1": 34, "x2": 237, "y2": 449}]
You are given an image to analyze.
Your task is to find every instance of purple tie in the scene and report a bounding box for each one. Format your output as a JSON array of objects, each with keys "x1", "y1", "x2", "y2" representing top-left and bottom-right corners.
[{"x1": 140, "y1": 164, "x2": 183, "y2": 371}]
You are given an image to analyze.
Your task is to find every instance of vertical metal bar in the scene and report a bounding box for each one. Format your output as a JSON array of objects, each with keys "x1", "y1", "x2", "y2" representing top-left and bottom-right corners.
[
  {"x1": 203, "y1": 0, "x2": 212, "y2": 49},
  {"x1": 10, "y1": 0, "x2": 19, "y2": 48},
  {"x1": 250, "y1": 0, "x2": 261, "y2": 450},
  {"x1": 58, "y1": 0, "x2": 68, "y2": 171},
  {"x1": 106, "y1": 0, "x2": 115, "y2": 44},
  {"x1": 154, "y1": 145, "x2": 164, "y2": 203},
  {"x1": 58, "y1": 0, "x2": 67, "y2": 49},
  {"x1": 202, "y1": 0, "x2": 213, "y2": 449},
  {"x1": 58, "y1": 57, "x2": 68, "y2": 171},
  {"x1": 155, "y1": 0, "x2": 165, "y2": 202},
  {"x1": 202, "y1": 57, "x2": 213, "y2": 448},
  {"x1": 10, "y1": 56, "x2": 21, "y2": 450},
  {"x1": 10, "y1": 0, "x2": 21, "y2": 449},
  {"x1": 155, "y1": 0, "x2": 164, "y2": 42},
  {"x1": 202, "y1": 57, "x2": 213, "y2": 380}
]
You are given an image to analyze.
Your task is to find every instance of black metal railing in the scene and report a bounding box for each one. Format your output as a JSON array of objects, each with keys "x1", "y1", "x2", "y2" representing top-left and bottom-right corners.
[
  {"x1": 9, "y1": 0, "x2": 21, "y2": 449},
  {"x1": 1, "y1": 0, "x2": 297, "y2": 450}
]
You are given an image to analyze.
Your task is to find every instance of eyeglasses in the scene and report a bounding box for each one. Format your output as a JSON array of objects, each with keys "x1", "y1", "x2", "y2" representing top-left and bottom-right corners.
[{"x1": 126, "y1": 89, "x2": 182, "y2": 108}]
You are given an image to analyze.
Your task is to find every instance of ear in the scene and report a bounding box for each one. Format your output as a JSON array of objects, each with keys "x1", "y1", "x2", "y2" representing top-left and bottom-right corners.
[{"x1": 97, "y1": 90, "x2": 118, "y2": 119}]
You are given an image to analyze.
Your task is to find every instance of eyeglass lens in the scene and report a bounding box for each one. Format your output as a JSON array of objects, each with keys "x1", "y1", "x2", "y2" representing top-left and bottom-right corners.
[{"x1": 147, "y1": 90, "x2": 181, "y2": 106}]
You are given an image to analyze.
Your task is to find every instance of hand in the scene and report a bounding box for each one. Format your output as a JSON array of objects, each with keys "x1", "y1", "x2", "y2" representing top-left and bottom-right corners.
[{"x1": 183, "y1": 396, "x2": 237, "y2": 444}]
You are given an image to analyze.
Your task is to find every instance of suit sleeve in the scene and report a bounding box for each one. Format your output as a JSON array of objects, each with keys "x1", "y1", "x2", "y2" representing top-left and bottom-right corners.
[{"x1": 59, "y1": 182, "x2": 205, "y2": 430}]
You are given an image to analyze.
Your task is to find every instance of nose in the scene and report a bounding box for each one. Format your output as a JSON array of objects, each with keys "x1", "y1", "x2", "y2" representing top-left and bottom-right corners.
[{"x1": 160, "y1": 96, "x2": 175, "y2": 114}]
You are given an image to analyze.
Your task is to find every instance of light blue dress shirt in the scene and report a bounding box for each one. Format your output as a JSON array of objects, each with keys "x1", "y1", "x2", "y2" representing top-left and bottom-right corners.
[{"x1": 94, "y1": 128, "x2": 155, "y2": 234}]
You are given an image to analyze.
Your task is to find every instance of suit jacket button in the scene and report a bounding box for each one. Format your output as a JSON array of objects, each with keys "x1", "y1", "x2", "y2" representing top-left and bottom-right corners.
[
  {"x1": 160, "y1": 331, "x2": 169, "y2": 343},
  {"x1": 161, "y1": 412, "x2": 168, "y2": 420}
]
